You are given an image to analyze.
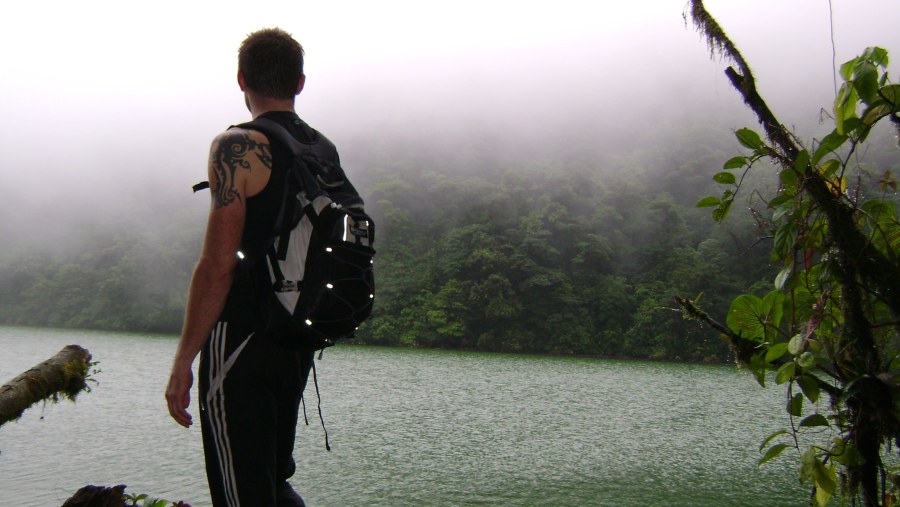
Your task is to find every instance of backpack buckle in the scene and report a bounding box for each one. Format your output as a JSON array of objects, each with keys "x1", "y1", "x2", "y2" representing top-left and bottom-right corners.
[{"x1": 274, "y1": 280, "x2": 299, "y2": 292}]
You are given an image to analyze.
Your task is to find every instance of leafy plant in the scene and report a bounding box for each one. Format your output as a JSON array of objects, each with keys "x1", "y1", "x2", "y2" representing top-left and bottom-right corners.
[
  {"x1": 123, "y1": 492, "x2": 190, "y2": 507},
  {"x1": 687, "y1": 2, "x2": 900, "y2": 505}
]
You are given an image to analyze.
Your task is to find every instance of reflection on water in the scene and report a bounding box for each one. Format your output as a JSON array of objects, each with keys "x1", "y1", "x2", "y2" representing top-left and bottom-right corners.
[{"x1": 0, "y1": 327, "x2": 806, "y2": 506}]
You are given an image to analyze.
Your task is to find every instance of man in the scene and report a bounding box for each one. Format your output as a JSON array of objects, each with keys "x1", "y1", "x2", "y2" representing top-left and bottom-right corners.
[{"x1": 166, "y1": 28, "x2": 329, "y2": 506}]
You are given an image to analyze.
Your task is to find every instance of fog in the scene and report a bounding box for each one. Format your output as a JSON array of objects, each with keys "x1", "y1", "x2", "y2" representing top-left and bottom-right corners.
[{"x1": 1, "y1": 0, "x2": 898, "y2": 254}]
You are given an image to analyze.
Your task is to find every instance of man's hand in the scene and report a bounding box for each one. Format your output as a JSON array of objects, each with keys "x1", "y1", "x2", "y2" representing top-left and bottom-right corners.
[{"x1": 166, "y1": 362, "x2": 194, "y2": 428}]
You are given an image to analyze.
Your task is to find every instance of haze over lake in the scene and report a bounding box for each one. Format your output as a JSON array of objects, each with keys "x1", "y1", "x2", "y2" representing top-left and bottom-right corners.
[{"x1": 2, "y1": 0, "x2": 898, "y2": 252}]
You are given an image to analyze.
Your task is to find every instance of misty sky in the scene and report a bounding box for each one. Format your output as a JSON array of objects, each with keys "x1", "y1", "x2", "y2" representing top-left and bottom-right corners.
[{"x1": 1, "y1": 0, "x2": 898, "y2": 245}]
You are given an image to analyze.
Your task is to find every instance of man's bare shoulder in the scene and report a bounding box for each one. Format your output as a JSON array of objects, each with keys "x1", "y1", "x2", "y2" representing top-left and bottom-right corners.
[
  {"x1": 212, "y1": 127, "x2": 269, "y2": 146},
  {"x1": 210, "y1": 128, "x2": 272, "y2": 163},
  {"x1": 208, "y1": 128, "x2": 273, "y2": 208}
]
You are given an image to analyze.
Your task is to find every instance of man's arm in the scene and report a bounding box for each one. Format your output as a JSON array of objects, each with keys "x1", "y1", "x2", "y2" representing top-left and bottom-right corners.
[{"x1": 165, "y1": 128, "x2": 271, "y2": 427}]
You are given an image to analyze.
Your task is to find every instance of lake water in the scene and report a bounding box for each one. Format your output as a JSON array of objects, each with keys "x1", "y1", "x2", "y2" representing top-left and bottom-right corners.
[{"x1": 0, "y1": 326, "x2": 807, "y2": 506}]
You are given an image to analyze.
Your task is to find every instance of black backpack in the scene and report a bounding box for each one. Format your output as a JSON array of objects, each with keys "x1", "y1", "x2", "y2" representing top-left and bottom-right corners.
[{"x1": 197, "y1": 117, "x2": 375, "y2": 351}]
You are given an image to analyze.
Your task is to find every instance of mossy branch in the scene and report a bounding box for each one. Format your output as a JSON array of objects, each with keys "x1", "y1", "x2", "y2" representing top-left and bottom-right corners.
[
  {"x1": 690, "y1": 0, "x2": 900, "y2": 324},
  {"x1": 0, "y1": 345, "x2": 92, "y2": 427},
  {"x1": 673, "y1": 295, "x2": 754, "y2": 362},
  {"x1": 674, "y1": 296, "x2": 841, "y2": 397},
  {"x1": 689, "y1": 0, "x2": 754, "y2": 85}
]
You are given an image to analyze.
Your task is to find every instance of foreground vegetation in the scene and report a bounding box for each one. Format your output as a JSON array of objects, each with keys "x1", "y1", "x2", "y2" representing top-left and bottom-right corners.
[{"x1": 685, "y1": 1, "x2": 899, "y2": 504}]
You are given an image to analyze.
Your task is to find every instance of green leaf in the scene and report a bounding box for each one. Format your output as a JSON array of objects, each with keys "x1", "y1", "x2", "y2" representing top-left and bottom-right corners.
[
  {"x1": 711, "y1": 198, "x2": 733, "y2": 223},
  {"x1": 830, "y1": 440, "x2": 864, "y2": 466},
  {"x1": 723, "y1": 156, "x2": 747, "y2": 169},
  {"x1": 799, "y1": 414, "x2": 829, "y2": 427},
  {"x1": 852, "y1": 61, "x2": 879, "y2": 103},
  {"x1": 834, "y1": 84, "x2": 859, "y2": 135},
  {"x1": 749, "y1": 352, "x2": 767, "y2": 387},
  {"x1": 797, "y1": 375, "x2": 821, "y2": 403},
  {"x1": 779, "y1": 168, "x2": 798, "y2": 189},
  {"x1": 812, "y1": 461, "x2": 836, "y2": 495},
  {"x1": 818, "y1": 159, "x2": 840, "y2": 178},
  {"x1": 815, "y1": 485, "x2": 832, "y2": 507},
  {"x1": 695, "y1": 196, "x2": 720, "y2": 208},
  {"x1": 812, "y1": 131, "x2": 848, "y2": 165},
  {"x1": 862, "y1": 46, "x2": 889, "y2": 67},
  {"x1": 839, "y1": 58, "x2": 857, "y2": 81},
  {"x1": 862, "y1": 102, "x2": 893, "y2": 128},
  {"x1": 797, "y1": 351, "x2": 817, "y2": 369},
  {"x1": 776, "y1": 361, "x2": 796, "y2": 384},
  {"x1": 758, "y1": 443, "x2": 790, "y2": 466},
  {"x1": 735, "y1": 128, "x2": 764, "y2": 150},
  {"x1": 759, "y1": 429, "x2": 789, "y2": 452},
  {"x1": 842, "y1": 116, "x2": 864, "y2": 135},
  {"x1": 788, "y1": 392, "x2": 803, "y2": 416},
  {"x1": 727, "y1": 295, "x2": 762, "y2": 338},
  {"x1": 766, "y1": 342, "x2": 789, "y2": 363},
  {"x1": 800, "y1": 447, "x2": 817, "y2": 483},
  {"x1": 861, "y1": 199, "x2": 894, "y2": 217},
  {"x1": 774, "y1": 266, "x2": 792, "y2": 290},
  {"x1": 788, "y1": 334, "x2": 805, "y2": 355},
  {"x1": 793, "y1": 149, "x2": 810, "y2": 174},
  {"x1": 713, "y1": 171, "x2": 737, "y2": 184},
  {"x1": 774, "y1": 221, "x2": 798, "y2": 259},
  {"x1": 762, "y1": 291, "x2": 785, "y2": 329},
  {"x1": 768, "y1": 192, "x2": 793, "y2": 208},
  {"x1": 772, "y1": 204, "x2": 792, "y2": 222},
  {"x1": 877, "y1": 83, "x2": 900, "y2": 106},
  {"x1": 806, "y1": 339, "x2": 823, "y2": 353},
  {"x1": 727, "y1": 292, "x2": 784, "y2": 341}
]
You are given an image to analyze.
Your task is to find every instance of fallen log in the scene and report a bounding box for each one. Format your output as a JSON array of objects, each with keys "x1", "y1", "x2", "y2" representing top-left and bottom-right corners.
[{"x1": 0, "y1": 344, "x2": 92, "y2": 427}]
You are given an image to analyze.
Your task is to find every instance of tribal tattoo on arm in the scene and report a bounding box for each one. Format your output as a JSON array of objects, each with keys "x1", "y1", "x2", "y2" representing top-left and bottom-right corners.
[{"x1": 210, "y1": 131, "x2": 273, "y2": 209}]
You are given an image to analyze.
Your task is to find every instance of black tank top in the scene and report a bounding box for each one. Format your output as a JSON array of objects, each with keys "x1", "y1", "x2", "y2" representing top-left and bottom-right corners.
[{"x1": 221, "y1": 111, "x2": 325, "y2": 329}]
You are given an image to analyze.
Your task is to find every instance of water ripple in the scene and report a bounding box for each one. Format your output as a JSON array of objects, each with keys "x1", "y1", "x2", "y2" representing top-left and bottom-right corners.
[{"x1": 1, "y1": 329, "x2": 806, "y2": 506}]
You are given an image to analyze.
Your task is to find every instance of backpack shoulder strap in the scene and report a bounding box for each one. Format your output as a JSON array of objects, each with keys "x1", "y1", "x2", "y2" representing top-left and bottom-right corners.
[
  {"x1": 190, "y1": 118, "x2": 318, "y2": 194},
  {"x1": 233, "y1": 118, "x2": 325, "y2": 200}
]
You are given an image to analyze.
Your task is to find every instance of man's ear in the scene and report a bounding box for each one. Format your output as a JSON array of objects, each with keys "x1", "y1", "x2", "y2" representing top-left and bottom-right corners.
[
  {"x1": 238, "y1": 70, "x2": 246, "y2": 91},
  {"x1": 295, "y1": 74, "x2": 306, "y2": 95}
]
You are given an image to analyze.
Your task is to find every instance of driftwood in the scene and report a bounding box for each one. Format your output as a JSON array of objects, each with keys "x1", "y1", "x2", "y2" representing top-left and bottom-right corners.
[
  {"x1": 0, "y1": 347, "x2": 189, "y2": 505},
  {"x1": 0, "y1": 344, "x2": 92, "y2": 427}
]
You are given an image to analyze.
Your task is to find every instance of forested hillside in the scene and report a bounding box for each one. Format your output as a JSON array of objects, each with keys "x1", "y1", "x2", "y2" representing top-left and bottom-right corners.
[{"x1": 3, "y1": 119, "x2": 892, "y2": 362}]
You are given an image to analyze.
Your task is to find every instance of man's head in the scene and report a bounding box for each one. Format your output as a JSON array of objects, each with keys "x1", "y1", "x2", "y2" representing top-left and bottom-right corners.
[{"x1": 238, "y1": 28, "x2": 305, "y2": 100}]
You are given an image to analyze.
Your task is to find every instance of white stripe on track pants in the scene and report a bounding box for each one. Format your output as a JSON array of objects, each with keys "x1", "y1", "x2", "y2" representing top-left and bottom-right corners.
[{"x1": 198, "y1": 321, "x2": 314, "y2": 506}]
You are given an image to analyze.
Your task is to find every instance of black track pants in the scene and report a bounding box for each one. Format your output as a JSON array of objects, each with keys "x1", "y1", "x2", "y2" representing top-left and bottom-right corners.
[{"x1": 199, "y1": 321, "x2": 314, "y2": 507}]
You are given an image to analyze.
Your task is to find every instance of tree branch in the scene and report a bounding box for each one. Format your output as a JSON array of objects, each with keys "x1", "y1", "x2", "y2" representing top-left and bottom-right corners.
[
  {"x1": 691, "y1": 0, "x2": 900, "y2": 324},
  {"x1": 673, "y1": 296, "x2": 841, "y2": 396}
]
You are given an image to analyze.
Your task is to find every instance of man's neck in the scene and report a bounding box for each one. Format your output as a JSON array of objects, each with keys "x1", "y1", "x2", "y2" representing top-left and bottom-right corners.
[{"x1": 248, "y1": 96, "x2": 296, "y2": 119}]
